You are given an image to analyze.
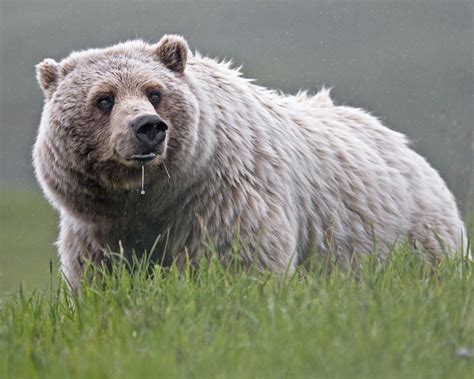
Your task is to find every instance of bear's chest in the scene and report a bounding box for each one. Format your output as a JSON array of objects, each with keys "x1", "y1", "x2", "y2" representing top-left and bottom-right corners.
[
  {"x1": 99, "y1": 198, "x2": 167, "y2": 261},
  {"x1": 98, "y1": 189, "x2": 204, "y2": 265}
]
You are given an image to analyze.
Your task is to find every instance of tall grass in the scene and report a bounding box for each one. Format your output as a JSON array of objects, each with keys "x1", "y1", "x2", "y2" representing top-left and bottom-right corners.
[{"x1": 0, "y1": 247, "x2": 472, "y2": 379}]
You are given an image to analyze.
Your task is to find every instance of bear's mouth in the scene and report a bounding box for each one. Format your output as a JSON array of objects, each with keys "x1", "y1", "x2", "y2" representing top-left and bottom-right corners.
[{"x1": 129, "y1": 153, "x2": 157, "y2": 162}]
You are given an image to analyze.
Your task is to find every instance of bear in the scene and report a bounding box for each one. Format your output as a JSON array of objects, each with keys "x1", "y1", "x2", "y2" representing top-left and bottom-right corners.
[{"x1": 34, "y1": 34, "x2": 469, "y2": 289}]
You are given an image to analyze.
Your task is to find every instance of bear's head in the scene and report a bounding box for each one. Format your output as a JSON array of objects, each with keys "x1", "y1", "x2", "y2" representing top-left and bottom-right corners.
[{"x1": 34, "y1": 35, "x2": 199, "y2": 199}]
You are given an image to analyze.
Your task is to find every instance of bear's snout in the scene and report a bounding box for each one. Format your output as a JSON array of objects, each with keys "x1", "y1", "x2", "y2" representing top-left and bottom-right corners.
[{"x1": 130, "y1": 114, "x2": 168, "y2": 152}]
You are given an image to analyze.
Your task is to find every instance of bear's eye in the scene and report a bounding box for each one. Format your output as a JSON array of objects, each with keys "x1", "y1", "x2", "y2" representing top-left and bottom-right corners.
[
  {"x1": 96, "y1": 95, "x2": 114, "y2": 112},
  {"x1": 148, "y1": 91, "x2": 161, "y2": 105}
]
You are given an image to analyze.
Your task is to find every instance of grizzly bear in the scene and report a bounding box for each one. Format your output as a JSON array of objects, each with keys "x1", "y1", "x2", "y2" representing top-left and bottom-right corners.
[{"x1": 34, "y1": 35, "x2": 468, "y2": 289}]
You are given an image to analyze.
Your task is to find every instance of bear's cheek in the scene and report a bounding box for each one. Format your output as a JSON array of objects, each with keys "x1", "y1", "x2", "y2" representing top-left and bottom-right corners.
[
  {"x1": 165, "y1": 113, "x2": 199, "y2": 162},
  {"x1": 160, "y1": 96, "x2": 199, "y2": 154}
]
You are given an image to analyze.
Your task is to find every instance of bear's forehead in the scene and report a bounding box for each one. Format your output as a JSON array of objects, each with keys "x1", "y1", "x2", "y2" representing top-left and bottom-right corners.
[
  {"x1": 60, "y1": 41, "x2": 166, "y2": 84},
  {"x1": 53, "y1": 61, "x2": 178, "y2": 105},
  {"x1": 56, "y1": 40, "x2": 178, "y2": 94},
  {"x1": 76, "y1": 55, "x2": 154, "y2": 75},
  {"x1": 66, "y1": 54, "x2": 172, "y2": 91}
]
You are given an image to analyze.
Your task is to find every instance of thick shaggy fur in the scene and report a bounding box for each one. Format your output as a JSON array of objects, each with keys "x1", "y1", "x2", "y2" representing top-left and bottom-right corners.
[{"x1": 34, "y1": 35, "x2": 468, "y2": 288}]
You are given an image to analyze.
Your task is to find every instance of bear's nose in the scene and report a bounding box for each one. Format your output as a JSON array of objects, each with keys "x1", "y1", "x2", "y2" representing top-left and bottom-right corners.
[{"x1": 130, "y1": 114, "x2": 168, "y2": 148}]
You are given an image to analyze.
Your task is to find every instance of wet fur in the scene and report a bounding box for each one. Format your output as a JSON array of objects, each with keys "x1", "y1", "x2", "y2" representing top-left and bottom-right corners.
[{"x1": 34, "y1": 35, "x2": 468, "y2": 289}]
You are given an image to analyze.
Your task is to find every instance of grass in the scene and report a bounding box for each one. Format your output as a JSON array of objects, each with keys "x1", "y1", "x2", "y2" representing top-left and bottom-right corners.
[
  {"x1": 0, "y1": 249, "x2": 473, "y2": 378},
  {"x1": 0, "y1": 188, "x2": 473, "y2": 378}
]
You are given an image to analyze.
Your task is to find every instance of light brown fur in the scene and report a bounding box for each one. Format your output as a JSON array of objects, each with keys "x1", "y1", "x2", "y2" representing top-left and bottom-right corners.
[{"x1": 34, "y1": 35, "x2": 469, "y2": 289}]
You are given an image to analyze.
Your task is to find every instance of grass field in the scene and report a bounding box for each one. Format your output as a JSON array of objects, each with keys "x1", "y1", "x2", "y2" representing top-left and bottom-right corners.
[
  {"x1": 0, "y1": 188, "x2": 58, "y2": 295},
  {"x1": 0, "y1": 188, "x2": 473, "y2": 378}
]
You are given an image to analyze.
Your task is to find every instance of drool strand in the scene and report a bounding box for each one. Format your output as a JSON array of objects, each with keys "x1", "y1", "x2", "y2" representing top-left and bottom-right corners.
[
  {"x1": 140, "y1": 164, "x2": 146, "y2": 195},
  {"x1": 163, "y1": 162, "x2": 171, "y2": 179}
]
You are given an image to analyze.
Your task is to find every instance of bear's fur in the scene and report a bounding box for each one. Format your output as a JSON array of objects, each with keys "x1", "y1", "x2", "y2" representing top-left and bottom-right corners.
[{"x1": 34, "y1": 35, "x2": 468, "y2": 289}]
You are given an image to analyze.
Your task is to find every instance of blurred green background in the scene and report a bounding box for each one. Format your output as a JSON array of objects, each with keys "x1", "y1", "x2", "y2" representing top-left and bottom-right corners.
[{"x1": 0, "y1": 0, "x2": 473, "y2": 295}]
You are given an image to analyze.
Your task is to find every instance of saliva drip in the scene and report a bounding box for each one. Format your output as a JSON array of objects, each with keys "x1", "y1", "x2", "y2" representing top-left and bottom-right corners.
[{"x1": 140, "y1": 164, "x2": 146, "y2": 195}]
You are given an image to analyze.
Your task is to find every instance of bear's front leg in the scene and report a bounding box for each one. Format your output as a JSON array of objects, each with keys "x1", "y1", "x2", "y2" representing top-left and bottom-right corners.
[{"x1": 57, "y1": 216, "x2": 105, "y2": 290}]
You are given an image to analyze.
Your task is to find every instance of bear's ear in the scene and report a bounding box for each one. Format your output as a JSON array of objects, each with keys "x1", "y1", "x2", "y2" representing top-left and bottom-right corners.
[
  {"x1": 154, "y1": 35, "x2": 189, "y2": 73},
  {"x1": 36, "y1": 58, "x2": 59, "y2": 99}
]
